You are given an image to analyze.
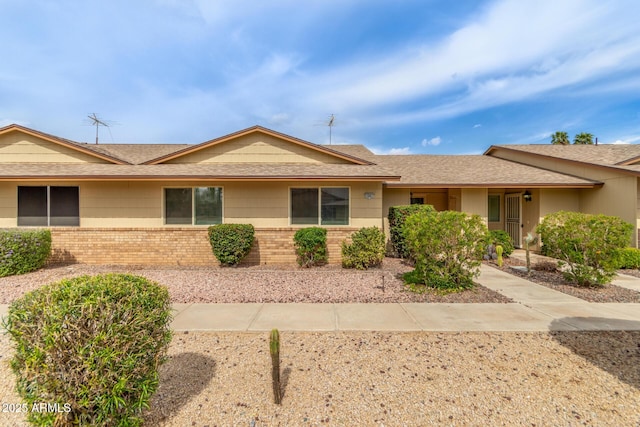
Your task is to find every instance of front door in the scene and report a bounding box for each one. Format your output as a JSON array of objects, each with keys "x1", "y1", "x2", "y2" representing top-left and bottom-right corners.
[{"x1": 505, "y1": 193, "x2": 522, "y2": 248}]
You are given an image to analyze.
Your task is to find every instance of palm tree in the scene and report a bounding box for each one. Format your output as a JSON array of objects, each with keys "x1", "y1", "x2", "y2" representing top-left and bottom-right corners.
[
  {"x1": 551, "y1": 131, "x2": 570, "y2": 145},
  {"x1": 573, "y1": 132, "x2": 594, "y2": 145}
]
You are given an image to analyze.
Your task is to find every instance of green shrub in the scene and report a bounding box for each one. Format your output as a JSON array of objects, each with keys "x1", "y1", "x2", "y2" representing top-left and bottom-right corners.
[
  {"x1": 293, "y1": 227, "x2": 327, "y2": 267},
  {"x1": 388, "y1": 204, "x2": 437, "y2": 258},
  {"x1": 2, "y1": 274, "x2": 173, "y2": 427},
  {"x1": 486, "y1": 230, "x2": 514, "y2": 256},
  {"x1": 0, "y1": 229, "x2": 51, "y2": 277},
  {"x1": 536, "y1": 211, "x2": 632, "y2": 286},
  {"x1": 614, "y1": 247, "x2": 640, "y2": 269},
  {"x1": 207, "y1": 224, "x2": 255, "y2": 266},
  {"x1": 341, "y1": 226, "x2": 385, "y2": 270},
  {"x1": 402, "y1": 210, "x2": 488, "y2": 291}
]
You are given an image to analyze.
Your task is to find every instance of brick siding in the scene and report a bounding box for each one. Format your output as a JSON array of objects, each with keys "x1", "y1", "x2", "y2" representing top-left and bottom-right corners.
[{"x1": 49, "y1": 227, "x2": 357, "y2": 266}]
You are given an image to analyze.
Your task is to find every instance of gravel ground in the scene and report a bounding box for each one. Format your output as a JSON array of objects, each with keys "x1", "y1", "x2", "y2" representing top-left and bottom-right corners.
[
  {"x1": 488, "y1": 258, "x2": 640, "y2": 303},
  {"x1": 1, "y1": 331, "x2": 639, "y2": 426},
  {"x1": 0, "y1": 258, "x2": 512, "y2": 304},
  {"x1": 2, "y1": 259, "x2": 640, "y2": 425}
]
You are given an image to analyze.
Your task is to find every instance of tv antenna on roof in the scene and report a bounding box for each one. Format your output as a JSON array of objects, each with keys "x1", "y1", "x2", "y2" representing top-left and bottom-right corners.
[
  {"x1": 86, "y1": 113, "x2": 113, "y2": 144},
  {"x1": 327, "y1": 114, "x2": 335, "y2": 144}
]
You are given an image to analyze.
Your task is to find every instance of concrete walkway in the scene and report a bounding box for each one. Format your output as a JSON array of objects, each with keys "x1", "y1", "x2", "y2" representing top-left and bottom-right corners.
[
  {"x1": 164, "y1": 264, "x2": 640, "y2": 332},
  {"x1": 2, "y1": 263, "x2": 640, "y2": 332}
]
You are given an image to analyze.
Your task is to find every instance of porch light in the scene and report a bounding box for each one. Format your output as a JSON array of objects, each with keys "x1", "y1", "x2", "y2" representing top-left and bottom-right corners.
[
  {"x1": 364, "y1": 192, "x2": 375, "y2": 200},
  {"x1": 523, "y1": 190, "x2": 532, "y2": 202}
]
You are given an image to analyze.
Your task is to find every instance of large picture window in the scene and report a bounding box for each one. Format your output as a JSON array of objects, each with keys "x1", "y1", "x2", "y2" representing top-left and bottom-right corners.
[
  {"x1": 290, "y1": 187, "x2": 349, "y2": 225},
  {"x1": 17, "y1": 186, "x2": 79, "y2": 226},
  {"x1": 165, "y1": 187, "x2": 222, "y2": 225}
]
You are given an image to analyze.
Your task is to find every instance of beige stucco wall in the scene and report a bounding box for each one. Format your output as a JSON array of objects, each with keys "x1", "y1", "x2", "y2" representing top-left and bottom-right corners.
[
  {"x1": 0, "y1": 182, "x2": 14, "y2": 227},
  {"x1": 460, "y1": 188, "x2": 488, "y2": 224},
  {"x1": 165, "y1": 133, "x2": 352, "y2": 164},
  {"x1": 0, "y1": 133, "x2": 108, "y2": 163},
  {"x1": 538, "y1": 188, "x2": 580, "y2": 218},
  {"x1": 490, "y1": 149, "x2": 638, "y2": 246},
  {"x1": 0, "y1": 180, "x2": 383, "y2": 229}
]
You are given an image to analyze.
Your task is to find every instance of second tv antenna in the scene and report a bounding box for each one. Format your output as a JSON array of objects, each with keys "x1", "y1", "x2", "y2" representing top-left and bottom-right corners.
[{"x1": 87, "y1": 113, "x2": 111, "y2": 144}]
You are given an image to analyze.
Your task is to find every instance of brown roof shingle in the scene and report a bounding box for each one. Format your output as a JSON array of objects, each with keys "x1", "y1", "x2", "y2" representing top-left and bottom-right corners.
[
  {"x1": 486, "y1": 144, "x2": 640, "y2": 169},
  {"x1": 0, "y1": 163, "x2": 399, "y2": 181},
  {"x1": 374, "y1": 155, "x2": 601, "y2": 187}
]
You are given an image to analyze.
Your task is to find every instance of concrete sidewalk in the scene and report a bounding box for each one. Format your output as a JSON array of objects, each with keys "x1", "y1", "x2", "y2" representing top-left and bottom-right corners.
[
  {"x1": 165, "y1": 264, "x2": 640, "y2": 332},
  {"x1": 2, "y1": 264, "x2": 640, "y2": 332}
]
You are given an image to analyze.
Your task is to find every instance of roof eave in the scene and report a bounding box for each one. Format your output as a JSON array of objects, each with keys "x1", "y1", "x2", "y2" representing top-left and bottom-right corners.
[
  {"x1": 0, "y1": 175, "x2": 401, "y2": 182},
  {"x1": 383, "y1": 182, "x2": 602, "y2": 189}
]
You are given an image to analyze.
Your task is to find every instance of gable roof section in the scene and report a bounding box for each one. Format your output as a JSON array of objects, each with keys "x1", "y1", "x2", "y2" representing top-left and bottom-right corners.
[
  {"x1": 87, "y1": 144, "x2": 192, "y2": 164},
  {"x1": 484, "y1": 144, "x2": 640, "y2": 175},
  {"x1": 143, "y1": 125, "x2": 374, "y2": 165},
  {"x1": 376, "y1": 155, "x2": 601, "y2": 188},
  {"x1": 0, "y1": 124, "x2": 129, "y2": 165}
]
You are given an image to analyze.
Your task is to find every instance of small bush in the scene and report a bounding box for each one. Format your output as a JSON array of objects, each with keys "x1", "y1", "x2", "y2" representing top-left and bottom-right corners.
[
  {"x1": 614, "y1": 247, "x2": 640, "y2": 269},
  {"x1": 388, "y1": 205, "x2": 437, "y2": 258},
  {"x1": 402, "y1": 210, "x2": 488, "y2": 291},
  {"x1": 293, "y1": 227, "x2": 327, "y2": 267},
  {"x1": 536, "y1": 211, "x2": 632, "y2": 286},
  {"x1": 2, "y1": 274, "x2": 173, "y2": 427},
  {"x1": 486, "y1": 230, "x2": 514, "y2": 256},
  {"x1": 0, "y1": 229, "x2": 51, "y2": 277},
  {"x1": 341, "y1": 226, "x2": 385, "y2": 270},
  {"x1": 207, "y1": 224, "x2": 255, "y2": 266}
]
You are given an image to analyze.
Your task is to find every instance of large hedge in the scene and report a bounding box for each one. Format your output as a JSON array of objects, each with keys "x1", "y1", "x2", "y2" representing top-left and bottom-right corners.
[
  {"x1": 536, "y1": 211, "x2": 632, "y2": 286},
  {"x1": 2, "y1": 274, "x2": 173, "y2": 426},
  {"x1": 388, "y1": 205, "x2": 437, "y2": 258},
  {"x1": 0, "y1": 229, "x2": 51, "y2": 277},
  {"x1": 341, "y1": 226, "x2": 385, "y2": 270},
  {"x1": 402, "y1": 210, "x2": 488, "y2": 291},
  {"x1": 207, "y1": 224, "x2": 255, "y2": 266}
]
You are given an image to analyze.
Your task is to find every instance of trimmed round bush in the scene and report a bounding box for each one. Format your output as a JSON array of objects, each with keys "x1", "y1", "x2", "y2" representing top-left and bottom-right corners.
[
  {"x1": 2, "y1": 274, "x2": 173, "y2": 427},
  {"x1": 208, "y1": 224, "x2": 255, "y2": 266},
  {"x1": 536, "y1": 211, "x2": 632, "y2": 286},
  {"x1": 342, "y1": 226, "x2": 385, "y2": 270},
  {"x1": 0, "y1": 229, "x2": 51, "y2": 277},
  {"x1": 402, "y1": 210, "x2": 488, "y2": 291},
  {"x1": 388, "y1": 205, "x2": 436, "y2": 258},
  {"x1": 293, "y1": 227, "x2": 327, "y2": 267}
]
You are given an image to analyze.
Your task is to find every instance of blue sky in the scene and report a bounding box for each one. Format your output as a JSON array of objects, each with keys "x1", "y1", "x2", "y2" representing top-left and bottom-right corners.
[{"x1": 2, "y1": 0, "x2": 640, "y2": 154}]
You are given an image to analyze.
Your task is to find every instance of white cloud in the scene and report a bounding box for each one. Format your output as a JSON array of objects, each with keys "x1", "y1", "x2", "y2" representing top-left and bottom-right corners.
[
  {"x1": 313, "y1": 0, "x2": 640, "y2": 127},
  {"x1": 370, "y1": 146, "x2": 412, "y2": 155},
  {"x1": 473, "y1": 124, "x2": 482, "y2": 128},
  {"x1": 421, "y1": 136, "x2": 442, "y2": 146},
  {"x1": 607, "y1": 135, "x2": 640, "y2": 144}
]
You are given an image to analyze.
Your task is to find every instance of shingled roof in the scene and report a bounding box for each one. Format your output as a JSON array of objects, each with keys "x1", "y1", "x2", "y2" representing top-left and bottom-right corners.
[
  {"x1": 372, "y1": 154, "x2": 601, "y2": 188},
  {"x1": 485, "y1": 144, "x2": 640, "y2": 175}
]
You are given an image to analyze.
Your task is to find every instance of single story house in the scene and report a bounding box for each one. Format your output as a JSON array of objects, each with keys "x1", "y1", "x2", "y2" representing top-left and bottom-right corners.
[{"x1": 0, "y1": 123, "x2": 636, "y2": 265}]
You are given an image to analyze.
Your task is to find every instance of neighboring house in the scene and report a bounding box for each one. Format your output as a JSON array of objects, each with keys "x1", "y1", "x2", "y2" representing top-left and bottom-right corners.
[
  {"x1": 0, "y1": 123, "x2": 634, "y2": 265},
  {"x1": 485, "y1": 144, "x2": 640, "y2": 248}
]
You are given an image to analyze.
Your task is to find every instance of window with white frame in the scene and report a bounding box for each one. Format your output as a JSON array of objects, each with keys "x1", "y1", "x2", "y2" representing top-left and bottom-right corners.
[
  {"x1": 17, "y1": 186, "x2": 80, "y2": 226},
  {"x1": 290, "y1": 187, "x2": 349, "y2": 225},
  {"x1": 165, "y1": 187, "x2": 223, "y2": 225}
]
